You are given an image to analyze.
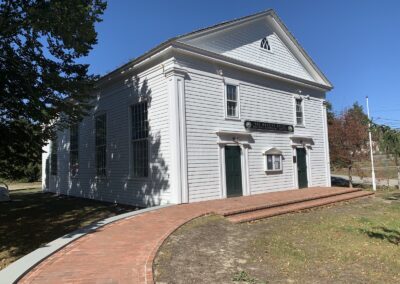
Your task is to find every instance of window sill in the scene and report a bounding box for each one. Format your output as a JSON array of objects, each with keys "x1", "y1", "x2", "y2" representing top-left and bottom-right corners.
[
  {"x1": 225, "y1": 117, "x2": 241, "y2": 122},
  {"x1": 265, "y1": 170, "x2": 283, "y2": 174},
  {"x1": 295, "y1": 124, "x2": 306, "y2": 128}
]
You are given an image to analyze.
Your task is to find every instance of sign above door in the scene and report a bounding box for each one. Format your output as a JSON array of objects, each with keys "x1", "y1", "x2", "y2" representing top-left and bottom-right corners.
[{"x1": 244, "y1": 120, "x2": 294, "y2": 133}]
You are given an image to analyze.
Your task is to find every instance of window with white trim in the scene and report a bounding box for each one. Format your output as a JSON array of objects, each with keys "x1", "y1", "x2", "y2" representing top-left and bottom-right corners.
[
  {"x1": 70, "y1": 123, "x2": 79, "y2": 176},
  {"x1": 263, "y1": 148, "x2": 283, "y2": 172},
  {"x1": 266, "y1": 154, "x2": 282, "y2": 171},
  {"x1": 131, "y1": 101, "x2": 149, "y2": 178},
  {"x1": 95, "y1": 114, "x2": 107, "y2": 177},
  {"x1": 295, "y1": 98, "x2": 304, "y2": 125},
  {"x1": 226, "y1": 84, "x2": 239, "y2": 118}
]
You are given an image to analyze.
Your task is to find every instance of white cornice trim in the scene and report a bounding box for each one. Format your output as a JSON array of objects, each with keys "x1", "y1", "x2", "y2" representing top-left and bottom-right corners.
[
  {"x1": 215, "y1": 130, "x2": 251, "y2": 137},
  {"x1": 173, "y1": 42, "x2": 332, "y2": 92},
  {"x1": 163, "y1": 66, "x2": 188, "y2": 78}
]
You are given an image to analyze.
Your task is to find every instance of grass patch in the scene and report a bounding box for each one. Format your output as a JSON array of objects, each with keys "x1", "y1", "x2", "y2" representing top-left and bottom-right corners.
[
  {"x1": 0, "y1": 187, "x2": 137, "y2": 270},
  {"x1": 155, "y1": 190, "x2": 400, "y2": 283},
  {"x1": 232, "y1": 270, "x2": 266, "y2": 284}
]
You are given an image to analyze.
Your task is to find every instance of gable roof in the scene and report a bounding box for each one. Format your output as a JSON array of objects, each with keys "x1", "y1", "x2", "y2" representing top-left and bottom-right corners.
[{"x1": 100, "y1": 9, "x2": 333, "y2": 90}]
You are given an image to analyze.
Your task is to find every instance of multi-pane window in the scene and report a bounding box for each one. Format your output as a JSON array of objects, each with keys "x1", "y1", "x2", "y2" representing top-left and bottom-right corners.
[
  {"x1": 226, "y1": 84, "x2": 238, "y2": 118},
  {"x1": 296, "y1": 98, "x2": 304, "y2": 125},
  {"x1": 70, "y1": 123, "x2": 79, "y2": 176},
  {"x1": 50, "y1": 138, "x2": 57, "y2": 175},
  {"x1": 131, "y1": 102, "x2": 149, "y2": 178},
  {"x1": 266, "y1": 154, "x2": 282, "y2": 171},
  {"x1": 95, "y1": 114, "x2": 107, "y2": 177}
]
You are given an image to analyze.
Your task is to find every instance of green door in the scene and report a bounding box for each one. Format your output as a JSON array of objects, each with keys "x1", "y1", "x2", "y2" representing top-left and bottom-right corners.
[
  {"x1": 296, "y1": 148, "x2": 308, "y2": 188},
  {"x1": 225, "y1": 146, "x2": 243, "y2": 197}
]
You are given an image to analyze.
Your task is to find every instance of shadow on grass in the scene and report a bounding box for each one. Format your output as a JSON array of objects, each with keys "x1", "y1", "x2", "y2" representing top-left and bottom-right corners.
[
  {"x1": 0, "y1": 188, "x2": 139, "y2": 269},
  {"x1": 383, "y1": 193, "x2": 400, "y2": 201},
  {"x1": 360, "y1": 227, "x2": 400, "y2": 245}
]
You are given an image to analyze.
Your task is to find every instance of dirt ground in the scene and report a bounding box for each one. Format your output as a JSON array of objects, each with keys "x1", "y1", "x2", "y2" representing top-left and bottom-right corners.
[{"x1": 154, "y1": 190, "x2": 400, "y2": 284}]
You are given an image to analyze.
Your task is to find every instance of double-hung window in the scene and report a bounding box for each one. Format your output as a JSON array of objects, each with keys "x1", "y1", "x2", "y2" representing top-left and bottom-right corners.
[
  {"x1": 226, "y1": 84, "x2": 239, "y2": 118},
  {"x1": 295, "y1": 98, "x2": 304, "y2": 125},
  {"x1": 50, "y1": 138, "x2": 57, "y2": 175},
  {"x1": 70, "y1": 123, "x2": 79, "y2": 176},
  {"x1": 131, "y1": 101, "x2": 149, "y2": 178},
  {"x1": 266, "y1": 154, "x2": 282, "y2": 171},
  {"x1": 263, "y1": 148, "x2": 283, "y2": 172},
  {"x1": 95, "y1": 114, "x2": 107, "y2": 177}
]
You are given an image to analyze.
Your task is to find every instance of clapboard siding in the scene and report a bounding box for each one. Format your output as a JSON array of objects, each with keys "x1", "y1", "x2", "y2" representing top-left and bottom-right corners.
[
  {"x1": 47, "y1": 66, "x2": 171, "y2": 206},
  {"x1": 42, "y1": 11, "x2": 332, "y2": 207},
  {"x1": 180, "y1": 55, "x2": 328, "y2": 202},
  {"x1": 180, "y1": 18, "x2": 314, "y2": 82}
]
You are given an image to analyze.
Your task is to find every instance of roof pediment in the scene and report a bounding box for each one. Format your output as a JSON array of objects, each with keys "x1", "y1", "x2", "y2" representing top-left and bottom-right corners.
[
  {"x1": 98, "y1": 10, "x2": 332, "y2": 91},
  {"x1": 177, "y1": 10, "x2": 332, "y2": 89}
]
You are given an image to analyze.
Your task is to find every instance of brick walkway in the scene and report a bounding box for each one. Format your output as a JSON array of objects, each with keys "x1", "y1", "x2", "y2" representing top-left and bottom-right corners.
[{"x1": 19, "y1": 187, "x2": 365, "y2": 284}]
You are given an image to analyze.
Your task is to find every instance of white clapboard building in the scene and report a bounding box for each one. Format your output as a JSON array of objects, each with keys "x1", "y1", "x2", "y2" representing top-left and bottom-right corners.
[{"x1": 42, "y1": 10, "x2": 333, "y2": 206}]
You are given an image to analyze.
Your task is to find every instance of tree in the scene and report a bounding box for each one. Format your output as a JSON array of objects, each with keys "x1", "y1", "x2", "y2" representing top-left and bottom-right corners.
[
  {"x1": 325, "y1": 100, "x2": 335, "y2": 125},
  {"x1": 329, "y1": 103, "x2": 370, "y2": 187},
  {"x1": 0, "y1": 0, "x2": 107, "y2": 181},
  {"x1": 376, "y1": 125, "x2": 400, "y2": 189}
]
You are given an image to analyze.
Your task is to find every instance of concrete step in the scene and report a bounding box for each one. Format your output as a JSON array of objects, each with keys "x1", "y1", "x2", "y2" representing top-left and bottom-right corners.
[
  {"x1": 227, "y1": 190, "x2": 374, "y2": 223},
  {"x1": 221, "y1": 188, "x2": 362, "y2": 217}
]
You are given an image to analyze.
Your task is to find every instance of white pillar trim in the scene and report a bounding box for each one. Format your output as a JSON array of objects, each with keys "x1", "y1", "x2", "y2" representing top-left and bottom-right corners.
[
  {"x1": 322, "y1": 100, "x2": 332, "y2": 186},
  {"x1": 166, "y1": 66, "x2": 189, "y2": 204}
]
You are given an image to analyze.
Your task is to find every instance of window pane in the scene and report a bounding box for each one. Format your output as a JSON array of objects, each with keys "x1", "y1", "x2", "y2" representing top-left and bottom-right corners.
[
  {"x1": 227, "y1": 101, "x2": 237, "y2": 117},
  {"x1": 267, "y1": 155, "x2": 273, "y2": 170},
  {"x1": 131, "y1": 102, "x2": 149, "y2": 178},
  {"x1": 95, "y1": 114, "x2": 106, "y2": 176},
  {"x1": 50, "y1": 138, "x2": 57, "y2": 175},
  {"x1": 274, "y1": 155, "x2": 281, "y2": 170},
  {"x1": 227, "y1": 85, "x2": 237, "y2": 101},
  {"x1": 132, "y1": 102, "x2": 148, "y2": 140},
  {"x1": 70, "y1": 151, "x2": 79, "y2": 176},
  {"x1": 132, "y1": 140, "x2": 148, "y2": 178},
  {"x1": 70, "y1": 124, "x2": 79, "y2": 176},
  {"x1": 296, "y1": 99, "x2": 303, "y2": 125}
]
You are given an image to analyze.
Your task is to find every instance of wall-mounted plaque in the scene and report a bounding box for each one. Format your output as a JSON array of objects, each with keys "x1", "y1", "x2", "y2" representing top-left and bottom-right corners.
[{"x1": 244, "y1": 120, "x2": 294, "y2": 133}]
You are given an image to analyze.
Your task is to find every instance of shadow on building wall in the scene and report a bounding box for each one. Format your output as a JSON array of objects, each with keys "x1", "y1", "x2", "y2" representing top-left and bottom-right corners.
[{"x1": 48, "y1": 75, "x2": 170, "y2": 207}]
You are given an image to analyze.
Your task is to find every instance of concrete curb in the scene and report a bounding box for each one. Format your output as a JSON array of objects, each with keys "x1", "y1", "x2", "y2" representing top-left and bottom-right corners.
[{"x1": 0, "y1": 204, "x2": 172, "y2": 284}]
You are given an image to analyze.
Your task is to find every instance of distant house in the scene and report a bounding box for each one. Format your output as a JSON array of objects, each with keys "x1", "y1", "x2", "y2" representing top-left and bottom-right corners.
[{"x1": 42, "y1": 10, "x2": 333, "y2": 206}]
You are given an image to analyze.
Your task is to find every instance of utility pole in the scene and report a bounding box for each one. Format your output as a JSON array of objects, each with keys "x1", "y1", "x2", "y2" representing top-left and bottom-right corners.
[{"x1": 366, "y1": 96, "x2": 377, "y2": 191}]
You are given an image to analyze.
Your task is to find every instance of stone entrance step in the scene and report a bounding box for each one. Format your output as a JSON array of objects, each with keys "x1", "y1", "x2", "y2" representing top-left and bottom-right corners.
[{"x1": 226, "y1": 189, "x2": 374, "y2": 223}]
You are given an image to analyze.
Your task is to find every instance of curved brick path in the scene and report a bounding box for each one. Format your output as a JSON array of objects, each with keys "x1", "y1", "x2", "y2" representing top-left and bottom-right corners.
[{"x1": 20, "y1": 187, "x2": 357, "y2": 284}]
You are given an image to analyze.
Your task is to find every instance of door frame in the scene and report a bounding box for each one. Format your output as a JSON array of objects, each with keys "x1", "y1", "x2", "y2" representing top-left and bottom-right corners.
[
  {"x1": 292, "y1": 145, "x2": 312, "y2": 189},
  {"x1": 218, "y1": 142, "x2": 250, "y2": 198},
  {"x1": 216, "y1": 130, "x2": 252, "y2": 199},
  {"x1": 224, "y1": 145, "x2": 244, "y2": 197}
]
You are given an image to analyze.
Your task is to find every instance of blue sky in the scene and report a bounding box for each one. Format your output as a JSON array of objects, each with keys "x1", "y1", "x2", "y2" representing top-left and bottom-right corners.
[{"x1": 84, "y1": 0, "x2": 400, "y2": 128}]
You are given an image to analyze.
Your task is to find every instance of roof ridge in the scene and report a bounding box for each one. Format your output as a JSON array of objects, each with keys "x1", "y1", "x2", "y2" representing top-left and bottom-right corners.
[{"x1": 98, "y1": 9, "x2": 275, "y2": 82}]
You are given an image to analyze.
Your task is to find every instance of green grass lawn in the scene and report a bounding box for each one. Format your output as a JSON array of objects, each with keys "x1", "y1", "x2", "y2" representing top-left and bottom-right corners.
[
  {"x1": 0, "y1": 187, "x2": 136, "y2": 270},
  {"x1": 155, "y1": 190, "x2": 400, "y2": 283}
]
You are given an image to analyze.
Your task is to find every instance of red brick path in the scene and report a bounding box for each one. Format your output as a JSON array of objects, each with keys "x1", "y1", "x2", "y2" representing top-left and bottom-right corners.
[{"x1": 19, "y1": 187, "x2": 369, "y2": 284}]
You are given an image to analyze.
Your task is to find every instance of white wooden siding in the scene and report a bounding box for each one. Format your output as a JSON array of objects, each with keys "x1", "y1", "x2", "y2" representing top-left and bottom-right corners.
[
  {"x1": 179, "y1": 18, "x2": 314, "y2": 82},
  {"x1": 179, "y1": 56, "x2": 328, "y2": 203},
  {"x1": 46, "y1": 65, "x2": 171, "y2": 206}
]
